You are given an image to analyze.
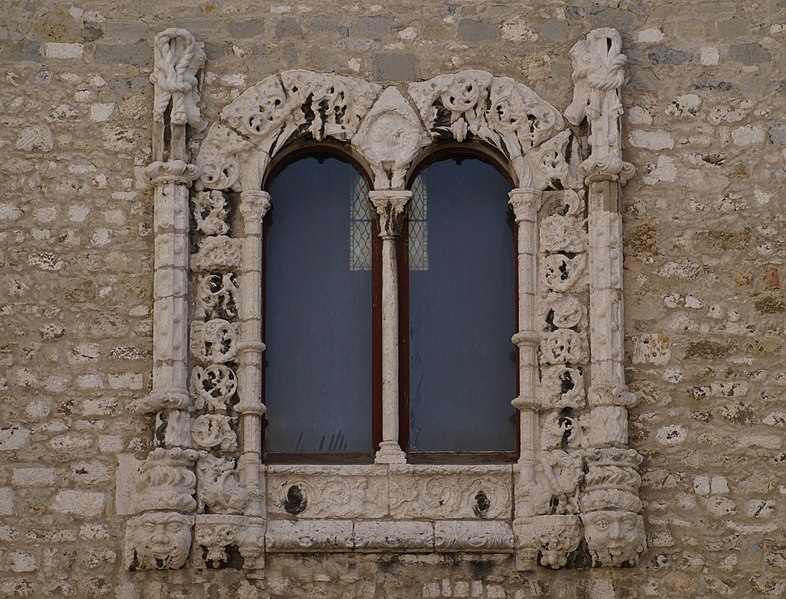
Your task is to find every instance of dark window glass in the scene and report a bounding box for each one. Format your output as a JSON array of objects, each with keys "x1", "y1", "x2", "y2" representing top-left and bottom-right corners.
[
  {"x1": 265, "y1": 155, "x2": 373, "y2": 456},
  {"x1": 408, "y1": 157, "x2": 517, "y2": 453}
]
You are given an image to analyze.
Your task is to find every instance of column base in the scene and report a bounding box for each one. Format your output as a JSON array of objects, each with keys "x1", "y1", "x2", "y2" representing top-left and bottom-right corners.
[{"x1": 374, "y1": 441, "x2": 407, "y2": 464}]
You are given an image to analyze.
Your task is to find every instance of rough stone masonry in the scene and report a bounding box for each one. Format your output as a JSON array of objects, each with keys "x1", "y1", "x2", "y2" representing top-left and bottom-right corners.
[{"x1": 0, "y1": 1, "x2": 785, "y2": 598}]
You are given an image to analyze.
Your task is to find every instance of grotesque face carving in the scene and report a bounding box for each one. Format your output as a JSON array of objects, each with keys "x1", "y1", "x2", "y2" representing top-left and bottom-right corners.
[
  {"x1": 130, "y1": 512, "x2": 193, "y2": 570},
  {"x1": 582, "y1": 509, "x2": 645, "y2": 567}
]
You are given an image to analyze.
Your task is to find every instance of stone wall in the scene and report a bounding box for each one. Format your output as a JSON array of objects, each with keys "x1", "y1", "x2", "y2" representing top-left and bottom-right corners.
[{"x1": 0, "y1": 1, "x2": 784, "y2": 597}]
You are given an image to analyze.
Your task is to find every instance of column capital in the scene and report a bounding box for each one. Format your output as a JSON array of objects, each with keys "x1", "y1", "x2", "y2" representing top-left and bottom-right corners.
[
  {"x1": 508, "y1": 187, "x2": 541, "y2": 223},
  {"x1": 239, "y1": 190, "x2": 272, "y2": 222},
  {"x1": 369, "y1": 190, "x2": 411, "y2": 239}
]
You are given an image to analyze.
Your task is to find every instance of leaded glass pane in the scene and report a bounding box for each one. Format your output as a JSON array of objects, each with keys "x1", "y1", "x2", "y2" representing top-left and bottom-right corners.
[
  {"x1": 349, "y1": 175, "x2": 373, "y2": 271},
  {"x1": 408, "y1": 174, "x2": 428, "y2": 271}
]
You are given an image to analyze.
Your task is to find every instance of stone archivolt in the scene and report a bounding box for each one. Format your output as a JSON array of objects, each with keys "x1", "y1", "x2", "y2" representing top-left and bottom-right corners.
[{"x1": 124, "y1": 26, "x2": 644, "y2": 573}]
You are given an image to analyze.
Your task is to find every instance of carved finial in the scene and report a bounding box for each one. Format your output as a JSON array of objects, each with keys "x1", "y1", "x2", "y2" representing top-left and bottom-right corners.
[
  {"x1": 150, "y1": 29, "x2": 206, "y2": 127},
  {"x1": 565, "y1": 28, "x2": 634, "y2": 184}
]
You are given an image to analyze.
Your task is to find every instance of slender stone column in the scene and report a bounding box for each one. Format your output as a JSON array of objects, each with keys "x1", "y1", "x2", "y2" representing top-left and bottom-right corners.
[
  {"x1": 235, "y1": 190, "x2": 271, "y2": 517},
  {"x1": 508, "y1": 188, "x2": 542, "y2": 503},
  {"x1": 139, "y1": 161, "x2": 200, "y2": 448},
  {"x1": 370, "y1": 190, "x2": 410, "y2": 465}
]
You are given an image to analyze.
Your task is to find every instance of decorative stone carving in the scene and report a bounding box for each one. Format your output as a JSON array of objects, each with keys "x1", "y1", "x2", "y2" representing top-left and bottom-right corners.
[
  {"x1": 190, "y1": 319, "x2": 239, "y2": 364},
  {"x1": 537, "y1": 366, "x2": 585, "y2": 409},
  {"x1": 540, "y1": 329, "x2": 588, "y2": 366},
  {"x1": 267, "y1": 466, "x2": 387, "y2": 520},
  {"x1": 370, "y1": 191, "x2": 409, "y2": 239},
  {"x1": 190, "y1": 235, "x2": 242, "y2": 271},
  {"x1": 540, "y1": 213, "x2": 586, "y2": 254},
  {"x1": 540, "y1": 294, "x2": 586, "y2": 331},
  {"x1": 352, "y1": 86, "x2": 429, "y2": 189},
  {"x1": 389, "y1": 466, "x2": 512, "y2": 520},
  {"x1": 193, "y1": 190, "x2": 229, "y2": 235},
  {"x1": 409, "y1": 70, "x2": 563, "y2": 186},
  {"x1": 191, "y1": 364, "x2": 237, "y2": 412},
  {"x1": 194, "y1": 514, "x2": 266, "y2": 569},
  {"x1": 580, "y1": 448, "x2": 646, "y2": 566},
  {"x1": 222, "y1": 70, "x2": 381, "y2": 155},
  {"x1": 525, "y1": 130, "x2": 579, "y2": 191},
  {"x1": 541, "y1": 253, "x2": 587, "y2": 292},
  {"x1": 522, "y1": 514, "x2": 583, "y2": 569},
  {"x1": 125, "y1": 512, "x2": 194, "y2": 570},
  {"x1": 192, "y1": 414, "x2": 237, "y2": 452},
  {"x1": 195, "y1": 124, "x2": 256, "y2": 191},
  {"x1": 197, "y1": 454, "x2": 248, "y2": 514},
  {"x1": 539, "y1": 450, "x2": 583, "y2": 515},
  {"x1": 150, "y1": 28, "x2": 205, "y2": 127},
  {"x1": 196, "y1": 273, "x2": 238, "y2": 321},
  {"x1": 265, "y1": 520, "x2": 354, "y2": 552},
  {"x1": 434, "y1": 521, "x2": 515, "y2": 552},
  {"x1": 132, "y1": 448, "x2": 199, "y2": 514},
  {"x1": 354, "y1": 521, "x2": 433, "y2": 552},
  {"x1": 145, "y1": 160, "x2": 200, "y2": 186},
  {"x1": 132, "y1": 387, "x2": 191, "y2": 414},
  {"x1": 565, "y1": 28, "x2": 634, "y2": 183}
]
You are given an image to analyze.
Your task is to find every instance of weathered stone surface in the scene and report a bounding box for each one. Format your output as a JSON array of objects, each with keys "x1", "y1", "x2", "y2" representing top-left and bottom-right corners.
[{"x1": 0, "y1": 1, "x2": 784, "y2": 596}]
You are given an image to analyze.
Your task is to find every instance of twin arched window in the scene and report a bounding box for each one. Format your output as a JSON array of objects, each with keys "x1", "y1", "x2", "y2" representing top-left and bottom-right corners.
[{"x1": 263, "y1": 151, "x2": 517, "y2": 463}]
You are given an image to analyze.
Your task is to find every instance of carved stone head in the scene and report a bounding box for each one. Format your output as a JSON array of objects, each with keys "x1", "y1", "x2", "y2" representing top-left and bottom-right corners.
[
  {"x1": 581, "y1": 509, "x2": 645, "y2": 567},
  {"x1": 127, "y1": 511, "x2": 193, "y2": 570}
]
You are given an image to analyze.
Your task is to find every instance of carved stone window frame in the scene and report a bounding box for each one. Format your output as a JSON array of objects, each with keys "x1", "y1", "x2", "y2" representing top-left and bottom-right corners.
[{"x1": 121, "y1": 27, "x2": 646, "y2": 573}]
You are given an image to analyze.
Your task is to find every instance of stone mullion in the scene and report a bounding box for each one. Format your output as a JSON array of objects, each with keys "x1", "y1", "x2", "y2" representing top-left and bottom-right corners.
[
  {"x1": 370, "y1": 190, "x2": 410, "y2": 465},
  {"x1": 235, "y1": 190, "x2": 271, "y2": 518}
]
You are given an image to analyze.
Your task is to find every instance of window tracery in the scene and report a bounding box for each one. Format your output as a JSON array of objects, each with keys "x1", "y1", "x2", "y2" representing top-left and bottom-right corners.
[{"x1": 121, "y1": 26, "x2": 646, "y2": 574}]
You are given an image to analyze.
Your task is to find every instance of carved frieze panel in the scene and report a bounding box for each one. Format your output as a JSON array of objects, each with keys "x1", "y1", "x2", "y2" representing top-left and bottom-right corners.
[
  {"x1": 434, "y1": 521, "x2": 515, "y2": 552},
  {"x1": 266, "y1": 465, "x2": 388, "y2": 520},
  {"x1": 266, "y1": 520, "x2": 354, "y2": 552},
  {"x1": 354, "y1": 521, "x2": 433, "y2": 552},
  {"x1": 389, "y1": 466, "x2": 512, "y2": 520}
]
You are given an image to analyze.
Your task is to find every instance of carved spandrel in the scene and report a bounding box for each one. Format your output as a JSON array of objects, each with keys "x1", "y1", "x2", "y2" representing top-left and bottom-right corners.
[{"x1": 352, "y1": 86, "x2": 429, "y2": 190}]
